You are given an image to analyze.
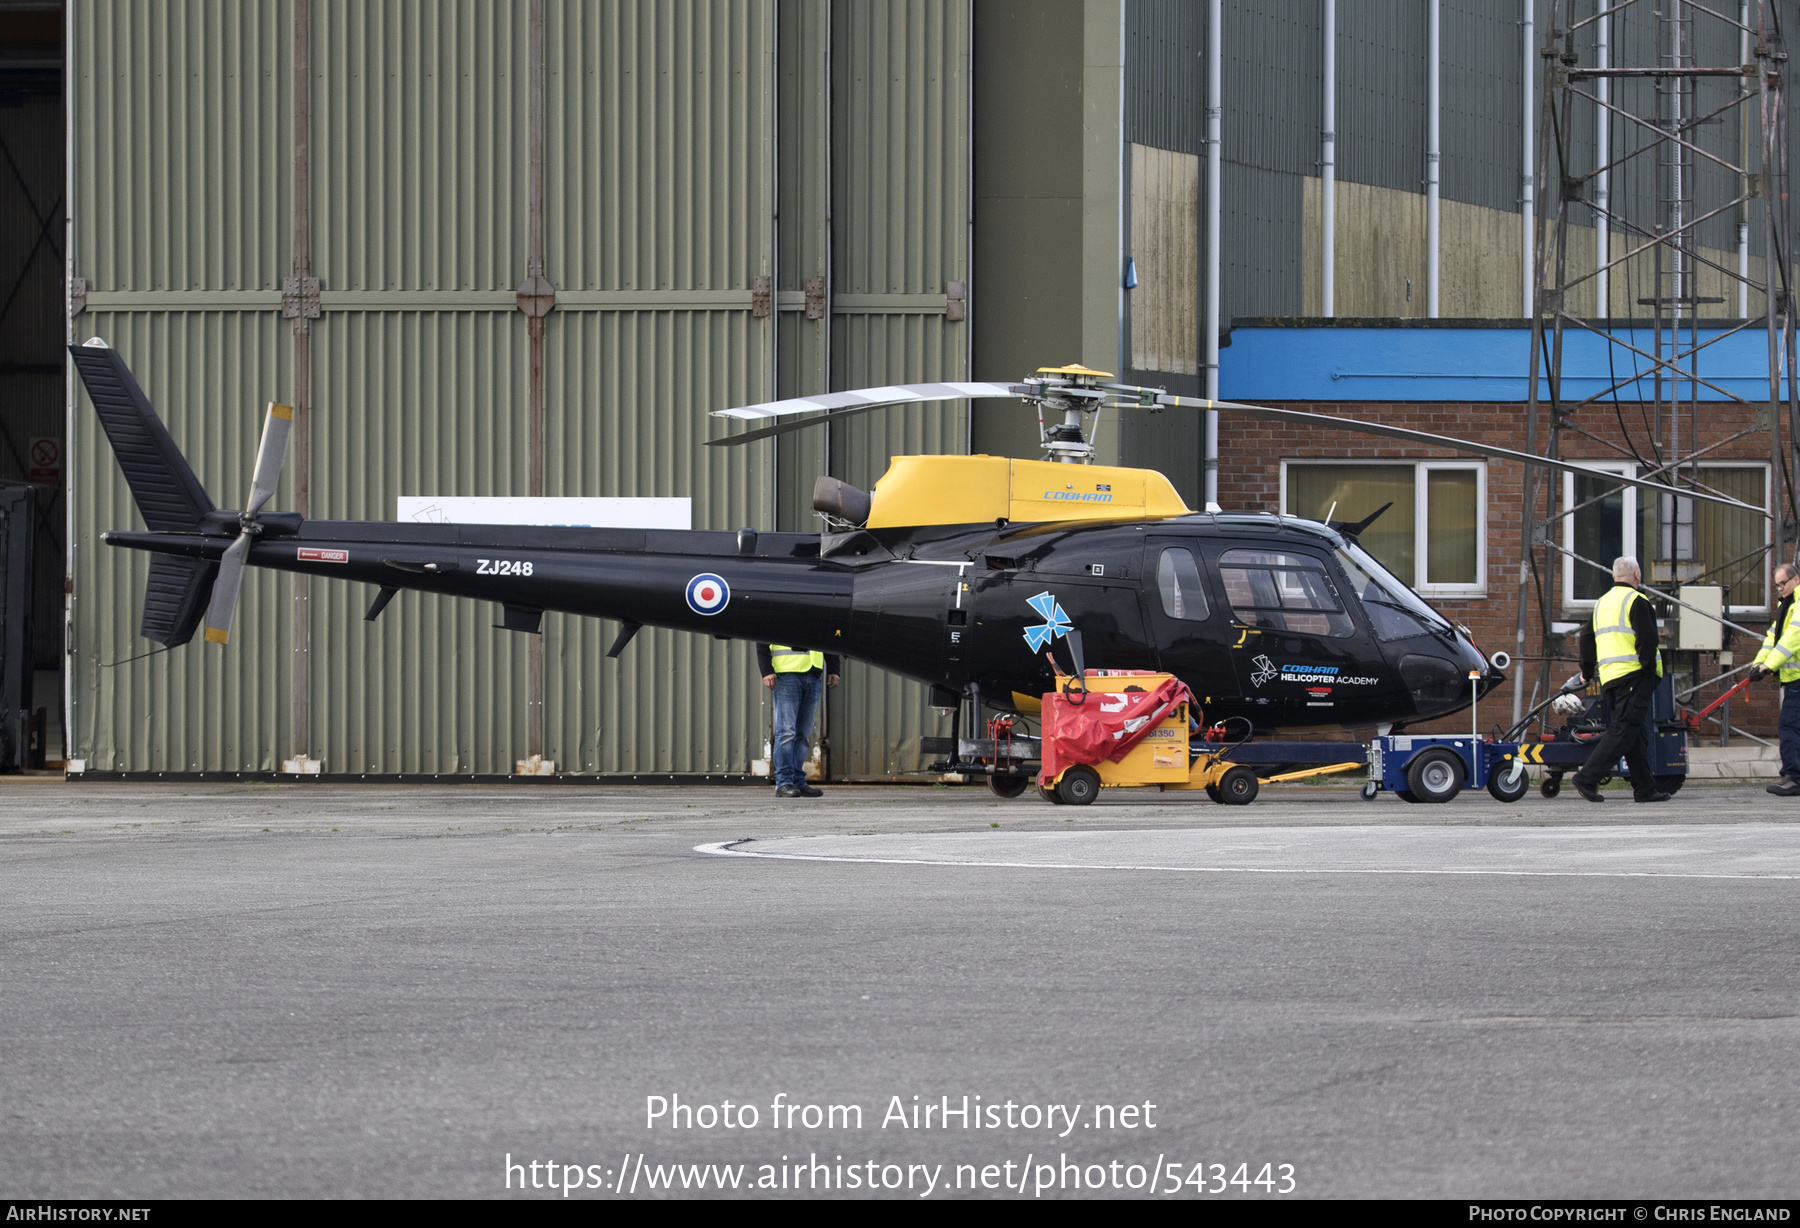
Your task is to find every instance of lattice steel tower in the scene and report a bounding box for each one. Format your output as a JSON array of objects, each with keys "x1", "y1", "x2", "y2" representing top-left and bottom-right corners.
[{"x1": 1515, "y1": 0, "x2": 1795, "y2": 724}]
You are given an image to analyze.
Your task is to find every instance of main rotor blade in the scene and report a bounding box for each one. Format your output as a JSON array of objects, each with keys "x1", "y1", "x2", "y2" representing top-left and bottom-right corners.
[
  {"x1": 245, "y1": 402, "x2": 294, "y2": 515},
  {"x1": 711, "y1": 382, "x2": 1024, "y2": 421},
  {"x1": 202, "y1": 532, "x2": 253, "y2": 645},
  {"x1": 1156, "y1": 395, "x2": 1769, "y2": 518},
  {"x1": 705, "y1": 401, "x2": 912, "y2": 447}
]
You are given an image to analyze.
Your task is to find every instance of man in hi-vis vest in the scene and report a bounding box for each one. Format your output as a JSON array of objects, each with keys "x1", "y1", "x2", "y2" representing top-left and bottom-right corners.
[
  {"x1": 1748, "y1": 562, "x2": 1800, "y2": 795},
  {"x1": 1572, "y1": 555, "x2": 1671, "y2": 804},
  {"x1": 759, "y1": 644, "x2": 841, "y2": 798}
]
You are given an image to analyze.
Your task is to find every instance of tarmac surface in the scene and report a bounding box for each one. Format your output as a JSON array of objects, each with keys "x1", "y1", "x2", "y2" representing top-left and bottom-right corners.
[{"x1": 2, "y1": 775, "x2": 1798, "y2": 1200}]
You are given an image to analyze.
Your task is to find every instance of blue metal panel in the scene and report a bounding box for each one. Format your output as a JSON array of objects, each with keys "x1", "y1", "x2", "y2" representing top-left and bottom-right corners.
[{"x1": 1222, "y1": 321, "x2": 1791, "y2": 403}]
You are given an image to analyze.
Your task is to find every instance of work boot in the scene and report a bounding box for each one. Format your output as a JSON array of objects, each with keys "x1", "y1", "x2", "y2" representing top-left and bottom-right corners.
[
  {"x1": 1766, "y1": 776, "x2": 1800, "y2": 796},
  {"x1": 775, "y1": 784, "x2": 802, "y2": 798},
  {"x1": 1573, "y1": 780, "x2": 1605, "y2": 803},
  {"x1": 1635, "y1": 792, "x2": 1672, "y2": 803},
  {"x1": 795, "y1": 784, "x2": 824, "y2": 798}
]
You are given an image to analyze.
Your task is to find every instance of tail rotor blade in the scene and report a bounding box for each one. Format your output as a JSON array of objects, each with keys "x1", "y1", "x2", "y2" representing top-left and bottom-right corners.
[
  {"x1": 245, "y1": 402, "x2": 294, "y2": 515},
  {"x1": 203, "y1": 533, "x2": 253, "y2": 645}
]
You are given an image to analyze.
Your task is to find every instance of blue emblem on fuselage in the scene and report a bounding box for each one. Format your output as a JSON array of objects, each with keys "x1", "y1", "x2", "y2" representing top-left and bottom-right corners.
[{"x1": 1023, "y1": 590, "x2": 1072, "y2": 652}]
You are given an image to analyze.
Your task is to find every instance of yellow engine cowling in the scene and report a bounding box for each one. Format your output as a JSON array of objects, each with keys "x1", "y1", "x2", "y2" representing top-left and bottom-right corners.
[{"x1": 864, "y1": 455, "x2": 1190, "y2": 530}]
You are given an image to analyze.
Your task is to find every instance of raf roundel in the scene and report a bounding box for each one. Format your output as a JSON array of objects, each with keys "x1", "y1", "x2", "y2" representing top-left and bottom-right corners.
[{"x1": 686, "y1": 573, "x2": 731, "y2": 616}]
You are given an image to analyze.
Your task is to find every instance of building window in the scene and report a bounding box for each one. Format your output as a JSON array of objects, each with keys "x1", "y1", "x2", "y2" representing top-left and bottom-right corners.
[
  {"x1": 1281, "y1": 460, "x2": 1486, "y2": 595},
  {"x1": 1560, "y1": 462, "x2": 1769, "y2": 611}
]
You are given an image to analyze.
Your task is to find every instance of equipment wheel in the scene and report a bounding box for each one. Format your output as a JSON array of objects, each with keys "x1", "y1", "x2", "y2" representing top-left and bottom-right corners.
[
  {"x1": 1036, "y1": 782, "x2": 1064, "y2": 805},
  {"x1": 1653, "y1": 774, "x2": 1686, "y2": 796},
  {"x1": 1539, "y1": 774, "x2": 1563, "y2": 799},
  {"x1": 1054, "y1": 765, "x2": 1102, "y2": 806},
  {"x1": 988, "y1": 773, "x2": 1029, "y2": 799},
  {"x1": 1406, "y1": 748, "x2": 1465, "y2": 803},
  {"x1": 1204, "y1": 783, "x2": 1223, "y2": 804},
  {"x1": 1217, "y1": 765, "x2": 1260, "y2": 805},
  {"x1": 1360, "y1": 781, "x2": 1380, "y2": 801},
  {"x1": 1487, "y1": 760, "x2": 1530, "y2": 803}
]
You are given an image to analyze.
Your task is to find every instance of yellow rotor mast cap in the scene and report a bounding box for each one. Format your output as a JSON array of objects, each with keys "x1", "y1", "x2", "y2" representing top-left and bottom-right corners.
[{"x1": 1036, "y1": 362, "x2": 1114, "y2": 385}]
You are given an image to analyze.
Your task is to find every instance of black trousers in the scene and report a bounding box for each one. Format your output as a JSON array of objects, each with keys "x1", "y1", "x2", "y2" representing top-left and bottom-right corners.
[{"x1": 1573, "y1": 669, "x2": 1661, "y2": 799}]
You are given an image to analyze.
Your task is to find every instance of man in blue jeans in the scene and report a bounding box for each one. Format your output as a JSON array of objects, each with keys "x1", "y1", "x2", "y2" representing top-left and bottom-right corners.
[{"x1": 759, "y1": 644, "x2": 841, "y2": 798}]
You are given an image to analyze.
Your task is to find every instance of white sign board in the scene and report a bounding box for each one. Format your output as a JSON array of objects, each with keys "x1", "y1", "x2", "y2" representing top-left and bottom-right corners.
[{"x1": 397, "y1": 496, "x2": 691, "y2": 530}]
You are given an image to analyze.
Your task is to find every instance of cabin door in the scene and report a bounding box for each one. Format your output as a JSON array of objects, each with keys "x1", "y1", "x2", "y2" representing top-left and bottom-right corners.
[{"x1": 1141, "y1": 539, "x2": 1244, "y2": 714}]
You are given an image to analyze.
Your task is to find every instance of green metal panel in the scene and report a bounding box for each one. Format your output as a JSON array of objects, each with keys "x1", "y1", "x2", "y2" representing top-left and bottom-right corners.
[
  {"x1": 71, "y1": 0, "x2": 780, "y2": 774},
  {"x1": 75, "y1": 1, "x2": 293, "y2": 292},
  {"x1": 826, "y1": 0, "x2": 971, "y2": 778},
  {"x1": 70, "y1": 0, "x2": 979, "y2": 778},
  {"x1": 70, "y1": 0, "x2": 296, "y2": 771},
  {"x1": 774, "y1": 0, "x2": 831, "y2": 533},
  {"x1": 70, "y1": 311, "x2": 296, "y2": 771},
  {"x1": 312, "y1": 0, "x2": 526, "y2": 293},
  {"x1": 540, "y1": 308, "x2": 771, "y2": 774},
  {"x1": 537, "y1": 0, "x2": 774, "y2": 774}
]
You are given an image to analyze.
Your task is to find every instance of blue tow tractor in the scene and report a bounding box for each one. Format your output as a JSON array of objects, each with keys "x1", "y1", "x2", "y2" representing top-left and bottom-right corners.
[
  {"x1": 1361, "y1": 734, "x2": 1529, "y2": 803},
  {"x1": 1360, "y1": 667, "x2": 1530, "y2": 803}
]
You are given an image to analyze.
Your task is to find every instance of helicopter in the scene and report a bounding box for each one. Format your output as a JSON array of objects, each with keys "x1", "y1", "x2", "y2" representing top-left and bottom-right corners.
[{"x1": 72, "y1": 342, "x2": 1764, "y2": 747}]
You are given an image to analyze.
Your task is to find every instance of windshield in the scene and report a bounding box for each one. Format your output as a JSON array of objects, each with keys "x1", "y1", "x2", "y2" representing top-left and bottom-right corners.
[{"x1": 1336, "y1": 542, "x2": 1453, "y2": 640}]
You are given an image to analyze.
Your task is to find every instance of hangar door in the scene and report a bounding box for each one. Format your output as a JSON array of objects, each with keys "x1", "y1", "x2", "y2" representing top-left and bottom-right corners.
[
  {"x1": 69, "y1": 0, "x2": 969, "y2": 779},
  {"x1": 71, "y1": 0, "x2": 776, "y2": 775}
]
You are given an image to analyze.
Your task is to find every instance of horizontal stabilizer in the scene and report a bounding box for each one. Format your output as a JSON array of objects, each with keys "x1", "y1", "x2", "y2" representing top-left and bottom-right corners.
[
  {"x1": 70, "y1": 341, "x2": 215, "y2": 531},
  {"x1": 140, "y1": 555, "x2": 219, "y2": 646}
]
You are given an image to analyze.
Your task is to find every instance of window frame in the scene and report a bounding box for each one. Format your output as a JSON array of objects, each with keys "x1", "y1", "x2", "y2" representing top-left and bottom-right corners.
[
  {"x1": 1559, "y1": 461, "x2": 1639, "y2": 613},
  {"x1": 1279, "y1": 458, "x2": 1488, "y2": 597},
  {"x1": 1559, "y1": 460, "x2": 1771, "y2": 615}
]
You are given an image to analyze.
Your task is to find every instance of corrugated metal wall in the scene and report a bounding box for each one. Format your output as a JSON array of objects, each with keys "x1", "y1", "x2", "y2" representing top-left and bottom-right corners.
[
  {"x1": 73, "y1": 0, "x2": 297, "y2": 772},
  {"x1": 71, "y1": 0, "x2": 969, "y2": 777},
  {"x1": 824, "y1": 0, "x2": 969, "y2": 778},
  {"x1": 1123, "y1": 0, "x2": 1800, "y2": 331},
  {"x1": 70, "y1": 0, "x2": 774, "y2": 774}
]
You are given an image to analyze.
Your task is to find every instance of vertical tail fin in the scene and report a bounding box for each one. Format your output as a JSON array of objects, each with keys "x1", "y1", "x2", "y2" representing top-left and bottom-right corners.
[
  {"x1": 71, "y1": 341, "x2": 221, "y2": 646},
  {"x1": 69, "y1": 339, "x2": 214, "y2": 531}
]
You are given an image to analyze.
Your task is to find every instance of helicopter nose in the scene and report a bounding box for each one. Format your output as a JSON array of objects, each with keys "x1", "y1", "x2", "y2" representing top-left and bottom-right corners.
[{"x1": 1471, "y1": 644, "x2": 1507, "y2": 698}]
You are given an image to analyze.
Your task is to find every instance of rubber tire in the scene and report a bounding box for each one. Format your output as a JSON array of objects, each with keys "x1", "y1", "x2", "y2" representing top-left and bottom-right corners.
[
  {"x1": 988, "y1": 773, "x2": 1029, "y2": 799},
  {"x1": 1218, "y1": 765, "x2": 1260, "y2": 805},
  {"x1": 1055, "y1": 765, "x2": 1102, "y2": 806},
  {"x1": 1539, "y1": 775, "x2": 1563, "y2": 799},
  {"x1": 1036, "y1": 782, "x2": 1064, "y2": 805},
  {"x1": 1360, "y1": 781, "x2": 1380, "y2": 801},
  {"x1": 1204, "y1": 783, "x2": 1223, "y2": 803},
  {"x1": 1653, "y1": 774, "x2": 1686, "y2": 796},
  {"x1": 1487, "y1": 760, "x2": 1530, "y2": 803},
  {"x1": 1406, "y1": 748, "x2": 1465, "y2": 803},
  {"x1": 1395, "y1": 789, "x2": 1421, "y2": 803}
]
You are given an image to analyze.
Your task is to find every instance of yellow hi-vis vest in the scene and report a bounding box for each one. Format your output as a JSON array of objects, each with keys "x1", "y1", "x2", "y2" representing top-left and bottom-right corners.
[
  {"x1": 769, "y1": 645, "x2": 825, "y2": 674},
  {"x1": 1754, "y1": 598, "x2": 1800, "y2": 683},
  {"x1": 1592, "y1": 585, "x2": 1662, "y2": 686}
]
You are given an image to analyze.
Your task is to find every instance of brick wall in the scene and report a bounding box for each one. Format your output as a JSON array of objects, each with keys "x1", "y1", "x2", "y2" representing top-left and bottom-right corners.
[{"x1": 1215, "y1": 400, "x2": 1784, "y2": 740}]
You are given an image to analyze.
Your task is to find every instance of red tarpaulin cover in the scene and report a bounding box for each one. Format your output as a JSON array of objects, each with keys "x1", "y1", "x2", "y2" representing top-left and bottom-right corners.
[{"x1": 1039, "y1": 672, "x2": 1196, "y2": 787}]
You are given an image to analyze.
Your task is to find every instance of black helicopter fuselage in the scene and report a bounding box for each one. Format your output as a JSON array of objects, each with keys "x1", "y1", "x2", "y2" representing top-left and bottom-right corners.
[{"x1": 107, "y1": 509, "x2": 1497, "y2": 733}]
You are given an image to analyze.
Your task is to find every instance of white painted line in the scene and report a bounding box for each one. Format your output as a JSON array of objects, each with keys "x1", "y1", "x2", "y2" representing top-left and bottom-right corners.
[{"x1": 695, "y1": 825, "x2": 1800, "y2": 881}]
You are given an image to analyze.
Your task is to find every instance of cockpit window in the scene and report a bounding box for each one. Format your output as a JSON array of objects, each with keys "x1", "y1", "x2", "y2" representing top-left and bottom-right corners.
[
  {"x1": 1336, "y1": 543, "x2": 1452, "y2": 641},
  {"x1": 1157, "y1": 548, "x2": 1211, "y2": 621},
  {"x1": 1217, "y1": 549, "x2": 1354, "y2": 638}
]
